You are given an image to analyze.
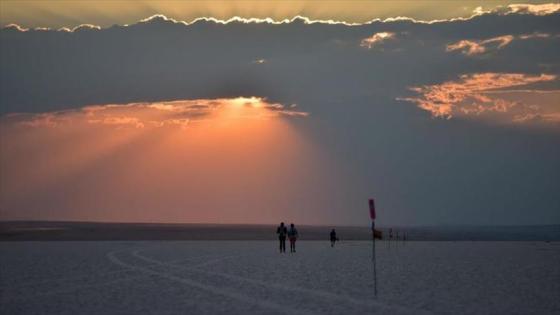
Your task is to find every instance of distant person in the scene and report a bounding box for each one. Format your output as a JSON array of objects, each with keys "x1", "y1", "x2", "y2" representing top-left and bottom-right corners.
[
  {"x1": 277, "y1": 222, "x2": 288, "y2": 253},
  {"x1": 288, "y1": 223, "x2": 299, "y2": 253},
  {"x1": 330, "y1": 229, "x2": 337, "y2": 247}
]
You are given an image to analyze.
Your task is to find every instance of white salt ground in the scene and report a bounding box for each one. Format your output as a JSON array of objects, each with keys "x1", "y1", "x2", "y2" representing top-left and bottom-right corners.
[{"x1": 1, "y1": 241, "x2": 559, "y2": 314}]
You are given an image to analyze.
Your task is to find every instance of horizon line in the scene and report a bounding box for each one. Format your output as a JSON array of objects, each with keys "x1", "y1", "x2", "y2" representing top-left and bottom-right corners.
[{"x1": 1, "y1": 219, "x2": 559, "y2": 228}]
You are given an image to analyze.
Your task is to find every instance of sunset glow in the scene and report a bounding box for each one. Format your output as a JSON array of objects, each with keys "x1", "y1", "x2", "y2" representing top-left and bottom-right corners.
[
  {"x1": 1, "y1": 1, "x2": 558, "y2": 29},
  {"x1": 1, "y1": 1, "x2": 559, "y2": 227},
  {"x1": 0, "y1": 97, "x2": 328, "y2": 224},
  {"x1": 2, "y1": 3, "x2": 560, "y2": 313}
]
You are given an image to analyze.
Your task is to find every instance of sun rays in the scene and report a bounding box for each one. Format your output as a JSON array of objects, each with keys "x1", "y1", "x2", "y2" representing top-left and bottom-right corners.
[{"x1": 0, "y1": 97, "x2": 325, "y2": 223}]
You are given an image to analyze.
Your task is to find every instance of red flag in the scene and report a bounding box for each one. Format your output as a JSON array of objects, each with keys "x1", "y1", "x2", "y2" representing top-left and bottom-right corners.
[{"x1": 369, "y1": 198, "x2": 376, "y2": 220}]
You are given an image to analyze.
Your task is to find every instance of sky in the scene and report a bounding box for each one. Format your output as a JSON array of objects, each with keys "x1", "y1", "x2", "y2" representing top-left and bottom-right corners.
[
  {"x1": 0, "y1": 1, "x2": 559, "y2": 226},
  {"x1": 0, "y1": 1, "x2": 557, "y2": 28}
]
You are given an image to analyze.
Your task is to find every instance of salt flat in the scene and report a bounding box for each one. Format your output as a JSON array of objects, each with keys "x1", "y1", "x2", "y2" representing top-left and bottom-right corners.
[{"x1": 1, "y1": 241, "x2": 559, "y2": 314}]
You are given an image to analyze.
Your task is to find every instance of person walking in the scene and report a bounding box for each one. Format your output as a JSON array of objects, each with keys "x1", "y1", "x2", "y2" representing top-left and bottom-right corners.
[
  {"x1": 276, "y1": 222, "x2": 288, "y2": 253},
  {"x1": 330, "y1": 229, "x2": 337, "y2": 247},
  {"x1": 288, "y1": 223, "x2": 299, "y2": 253}
]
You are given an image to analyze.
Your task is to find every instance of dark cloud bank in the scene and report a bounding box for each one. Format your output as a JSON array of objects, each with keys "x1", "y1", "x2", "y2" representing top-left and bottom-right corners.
[{"x1": 1, "y1": 11, "x2": 559, "y2": 225}]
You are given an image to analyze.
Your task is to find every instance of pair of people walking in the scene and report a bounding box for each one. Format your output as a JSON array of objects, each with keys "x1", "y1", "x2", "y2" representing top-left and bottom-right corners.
[{"x1": 276, "y1": 222, "x2": 298, "y2": 253}]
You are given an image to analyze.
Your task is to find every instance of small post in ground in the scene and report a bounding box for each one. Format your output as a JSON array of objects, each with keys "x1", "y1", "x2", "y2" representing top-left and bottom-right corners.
[{"x1": 369, "y1": 198, "x2": 377, "y2": 297}]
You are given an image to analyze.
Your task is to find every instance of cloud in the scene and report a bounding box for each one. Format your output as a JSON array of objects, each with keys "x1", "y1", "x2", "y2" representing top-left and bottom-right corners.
[
  {"x1": 3, "y1": 23, "x2": 29, "y2": 32},
  {"x1": 16, "y1": 112, "x2": 69, "y2": 128},
  {"x1": 518, "y1": 32, "x2": 556, "y2": 39},
  {"x1": 152, "y1": 118, "x2": 191, "y2": 129},
  {"x1": 398, "y1": 73, "x2": 558, "y2": 124},
  {"x1": 446, "y1": 35, "x2": 514, "y2": 55},
  {"x1": 446, "y1": 32, "x2": 558, "y2": 56},
  {"x1": 360, "y1": 32, "x2": 396, "y2": 49},
  {"x1": 2, "y1": 8, "x2": 559, "y2": 118},
  {"x1": 58, "y1": 24, "x2": 102, "y2": 32},
  {"x1": 3, "y1": 97, "x2": 308, "y2": 130},
  {"x1": 471, "y1": 3, "x2": 560, "y2": 17},
  {"x1": 2, "y1": 2, "x2": 559, "y2": 34},
  {"x1": 4, "y1": 1, "x2": 560, "y2": 33},
  {"x1": 506, "y1": 3, "x2": 560, "y2": 16},
  {"x1": 88, "y1": 116, "x2": 145, "y2": 129},
  {"x1": 512, "y1": 112, "x2": 560, "y2": 123},
  {"x1": 4, "y1": 2, "x2": 560, "y2": 33},
  {"x1": 1, "y1": 8, "x2": 559, "y2": 226}
]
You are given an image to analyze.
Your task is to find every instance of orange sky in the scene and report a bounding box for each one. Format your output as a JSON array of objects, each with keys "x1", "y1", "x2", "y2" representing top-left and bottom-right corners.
[
  {"x1": 0, "y1": 0, "x2": 554, "y2": 28},
  {"x1": 0, "y1": 98, "x2": 345, "y2": 224},
  {"x1": 1, "y1": 1, "x2": 559, "y2": 226}
]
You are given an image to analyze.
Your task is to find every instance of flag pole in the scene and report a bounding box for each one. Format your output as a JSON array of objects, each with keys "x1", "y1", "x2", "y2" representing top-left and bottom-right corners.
[{"x1": 372, "y1": 220, "x2": 377, "y2": 297}]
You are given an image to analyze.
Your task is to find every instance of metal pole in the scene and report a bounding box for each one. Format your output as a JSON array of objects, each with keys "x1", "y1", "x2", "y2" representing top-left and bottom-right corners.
[{"x1": 372, "y1": 221, "x2": 377, "y2": 297}]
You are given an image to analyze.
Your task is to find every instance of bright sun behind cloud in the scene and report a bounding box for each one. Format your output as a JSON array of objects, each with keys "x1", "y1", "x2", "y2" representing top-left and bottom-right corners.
[{"x1": 0, "y1": 97, "x2": 329, "y2": 224}]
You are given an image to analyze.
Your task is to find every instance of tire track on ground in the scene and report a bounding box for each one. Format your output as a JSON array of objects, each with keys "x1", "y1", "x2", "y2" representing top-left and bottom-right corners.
[
  {"x1": 7, "y1": 269, "x2": 137, "y2": 291},
  {"x1": 2, "y1": 273, "x2": 149, "y2": 302},
  {"x1": 107, "y1": 249, "x2": 314, "y2": 315},
  {"x1": 3, "y1": 247, "x2": 235, "y2": 302},
  {"x1": 133, "y1": 249, "x2": 432, "y2": 315}
]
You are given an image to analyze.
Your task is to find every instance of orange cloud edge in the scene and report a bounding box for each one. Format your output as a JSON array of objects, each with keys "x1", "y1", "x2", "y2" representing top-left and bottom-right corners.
[
  {"x1": 397, "y1": 73, "x2": 560, "y2": 124},
  {"x1": 1, "y1": 97, "x2": 309, "y2": 130}
]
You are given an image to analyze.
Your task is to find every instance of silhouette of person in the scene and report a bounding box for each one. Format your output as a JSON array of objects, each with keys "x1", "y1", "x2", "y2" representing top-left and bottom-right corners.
[
  {"x1": 330, "y1": 229, "x2": 337, "y2": 247},
  {"x1": 288, "y1": 223, "x2": 299, "y2": 253},
  {"x1": 276, "y1": 222, "x2": 287, "y2": 253}
]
